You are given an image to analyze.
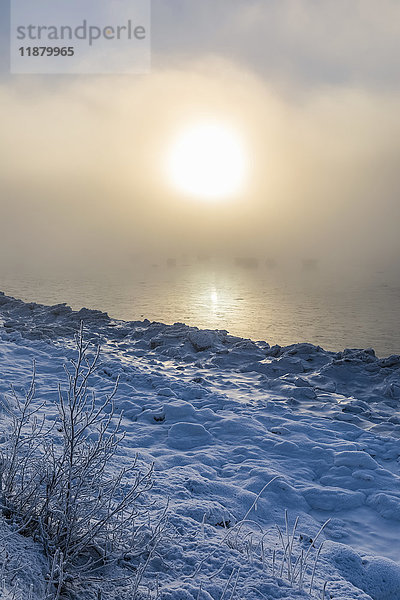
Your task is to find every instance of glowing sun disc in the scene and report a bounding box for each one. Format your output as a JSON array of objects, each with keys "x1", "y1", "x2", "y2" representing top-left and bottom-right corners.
[{"x1": 166, "y1": 122, "x2": 247, "y2": 201}]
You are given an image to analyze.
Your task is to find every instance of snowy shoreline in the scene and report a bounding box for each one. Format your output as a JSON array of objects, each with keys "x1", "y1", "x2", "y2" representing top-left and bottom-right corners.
[{"x1": 1, "y1": 290, "x2": 400, "y2": 599}]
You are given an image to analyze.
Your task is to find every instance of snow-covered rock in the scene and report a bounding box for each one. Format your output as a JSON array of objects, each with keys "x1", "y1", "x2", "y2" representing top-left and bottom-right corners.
[{"x1": 1, "y1": 291, "x2": 400, "y2": 599}]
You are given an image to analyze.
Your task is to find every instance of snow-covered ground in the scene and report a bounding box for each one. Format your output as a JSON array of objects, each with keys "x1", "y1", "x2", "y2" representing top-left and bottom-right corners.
[{"x1": 1, "y1": 290, "x2": 400, "y2": 600}]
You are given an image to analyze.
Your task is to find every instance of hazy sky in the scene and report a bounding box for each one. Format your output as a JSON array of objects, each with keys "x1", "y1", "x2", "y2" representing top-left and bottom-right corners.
[
  {"x1": 1, "y1": 1, "x2": 400, "y2": 273},
  {"x1": 3, "y1": 1, "x2": 400, "y2": 88}
]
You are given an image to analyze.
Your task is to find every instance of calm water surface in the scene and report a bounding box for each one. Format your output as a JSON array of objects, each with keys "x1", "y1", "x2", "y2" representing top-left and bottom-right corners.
[{"x1": 1, "y1": 262, "x2": 399, "y2": 357}]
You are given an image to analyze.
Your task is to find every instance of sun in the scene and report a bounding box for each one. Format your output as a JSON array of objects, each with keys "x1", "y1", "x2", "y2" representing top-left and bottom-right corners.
[{"x1": 166, "y1": 121, "x2": 248, "y2": 202}]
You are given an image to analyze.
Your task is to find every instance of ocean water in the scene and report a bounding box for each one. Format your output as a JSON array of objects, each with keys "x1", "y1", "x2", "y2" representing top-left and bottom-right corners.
[{"x1": 1, "y1": 261, "x2": 400, "y2": 357}]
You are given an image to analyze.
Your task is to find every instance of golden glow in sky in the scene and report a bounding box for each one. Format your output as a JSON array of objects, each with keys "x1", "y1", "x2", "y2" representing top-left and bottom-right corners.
[{"x1": 166, "y1": 121, "x2": 248, "y2": 202}]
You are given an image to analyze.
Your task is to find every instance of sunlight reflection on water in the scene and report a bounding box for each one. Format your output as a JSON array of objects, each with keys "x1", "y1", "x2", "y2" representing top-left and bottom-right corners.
[{"x1": 1, "y1": 262, "x2": 399, "y2": 357}]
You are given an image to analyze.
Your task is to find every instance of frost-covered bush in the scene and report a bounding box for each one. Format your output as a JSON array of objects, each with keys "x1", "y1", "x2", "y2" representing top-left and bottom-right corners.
[{"x1": 0, "y1": 325, "x2": 154, "y2": 595}]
